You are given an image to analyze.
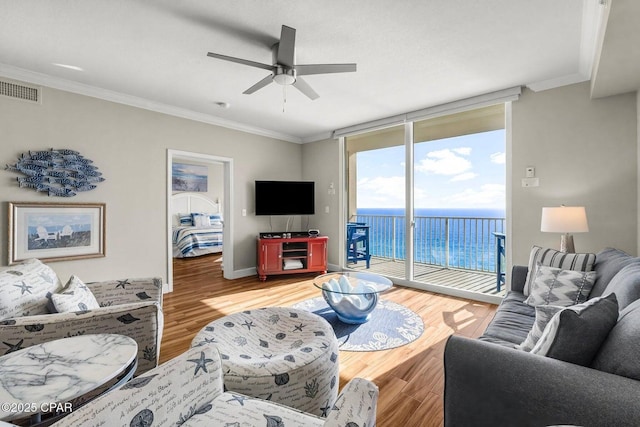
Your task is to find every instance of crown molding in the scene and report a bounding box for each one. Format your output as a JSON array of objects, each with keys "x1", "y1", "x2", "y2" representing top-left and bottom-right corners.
[
  {"x1": 0, "y1": 63, "x2": 302, "y2": 144},
  {"x1": 301, "y1": 131, "x2": 334, "y2": 143}
]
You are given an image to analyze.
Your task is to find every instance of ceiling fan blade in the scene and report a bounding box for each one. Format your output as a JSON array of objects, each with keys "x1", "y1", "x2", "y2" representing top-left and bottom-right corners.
[
  {"x1": 277, "y1": 25, "x2": 296, "y2": 67},
  {"x1": 295, "y1": 63, "x2": 357, "y2": 76},
  {"x1": 207, "y1": 52, "x2": 273, "y2": 71},
  {"x1": 243, "y1": 74, "x2": 274, "y2": 94},
  {"x1": 292, "y1": 77, "x2": 319, "y2": 100}
]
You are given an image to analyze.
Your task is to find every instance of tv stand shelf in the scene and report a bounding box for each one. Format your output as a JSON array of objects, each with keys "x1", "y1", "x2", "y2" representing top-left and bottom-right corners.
[{"x1": 257, "y1": 235, "x2": 328, "y2": 281}]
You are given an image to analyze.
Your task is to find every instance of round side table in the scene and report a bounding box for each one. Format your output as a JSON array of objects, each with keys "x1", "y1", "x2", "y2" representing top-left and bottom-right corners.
[{"x1": 0, "y1": 334, "x2": 137, "y2": 424}]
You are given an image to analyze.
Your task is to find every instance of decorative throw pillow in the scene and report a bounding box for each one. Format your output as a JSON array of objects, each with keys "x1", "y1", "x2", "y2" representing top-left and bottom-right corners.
[
  {"x1": 530, "y1": 293, "x2": 618, "y2": 366},
  {"x1": 0, "y1": 258, "x2": 62, "y2": 320},
  {"x1": 519, "y1": 305, "x2": 564, "y2": 351},
  {"x1": 50, "y1": 275, "x2": 100, "y2": 313},
  {"x1": 191, "y1": 212, "x2": 211, "y2": 227},
  {"x1": 523, "y1": 246, "x2": 596, "y2": 296},
  {"x1": 524, "y1": 265, "x2": 596, "y2": 307}
]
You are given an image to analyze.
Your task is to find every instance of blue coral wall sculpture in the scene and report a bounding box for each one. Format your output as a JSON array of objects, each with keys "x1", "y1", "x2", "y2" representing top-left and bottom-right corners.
[{"x1": 5, "y1": 148, "x2": 105, "y2": 197}]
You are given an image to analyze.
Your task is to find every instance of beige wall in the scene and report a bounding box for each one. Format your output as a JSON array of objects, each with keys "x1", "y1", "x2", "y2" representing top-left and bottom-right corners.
[
  {"x1": 302, "y1": 138, "x2": 342, "y2": 267},
  {"x1": 511, "y1": 83, "x2": 637, "y2": 265},
  {"x1": 0, "y1": 85, "x2": 302, "y2": 283}
]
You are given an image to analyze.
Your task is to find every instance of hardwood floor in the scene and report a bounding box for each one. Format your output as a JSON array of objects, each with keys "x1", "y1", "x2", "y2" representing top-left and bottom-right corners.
[{"x1": 161, "y1": 254, "x2": 497, "y2": 426}]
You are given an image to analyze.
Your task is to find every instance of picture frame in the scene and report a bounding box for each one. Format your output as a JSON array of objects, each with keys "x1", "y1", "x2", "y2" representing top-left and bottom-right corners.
[
  {"x1": 172, "y1": 162, "x2": 208, "y2": 192},
  {"x1": 8, "y1": 202, "x2": 106, "y2": 264}
]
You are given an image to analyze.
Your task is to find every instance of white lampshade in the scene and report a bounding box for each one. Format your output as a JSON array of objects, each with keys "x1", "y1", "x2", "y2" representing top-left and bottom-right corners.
[{"x1": 541, "y1": 206, "x2": 589, "y2": 233}]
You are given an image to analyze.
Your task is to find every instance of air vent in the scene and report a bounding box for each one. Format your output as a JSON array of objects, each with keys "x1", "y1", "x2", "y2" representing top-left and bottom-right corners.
[{"x1": 0, "y1": 78, "x2": 41, "y2": 103}]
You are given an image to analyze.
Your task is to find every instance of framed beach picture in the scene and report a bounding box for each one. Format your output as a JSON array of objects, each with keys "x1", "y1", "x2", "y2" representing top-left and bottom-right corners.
[
  {"x1": 172, "y1": 162, "x2": 208, "y2": 192},
  {"x1": 8, "y1": 202, "x2": 106, "y2": 264}
]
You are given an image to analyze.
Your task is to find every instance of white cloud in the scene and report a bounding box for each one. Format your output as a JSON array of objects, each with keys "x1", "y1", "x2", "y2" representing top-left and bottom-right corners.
[
  {"x1": 450, "y1": 172, "x2": 478, "y2": 182},
  {"x1": 490, "y1": 152, "x2": 505, "y2": 164},
  {"x1": 453, "y1": 147, "x2": 472, "y2": 155},
  {"x1": 357, "y1": 176, "x2": 405, "y2": 207},
  {"x1": 443, "y1": 184, "x2": 505, "y2": 207},
  {"x1": 415, "y1": 148, "x2": 472, "y2": 176}
]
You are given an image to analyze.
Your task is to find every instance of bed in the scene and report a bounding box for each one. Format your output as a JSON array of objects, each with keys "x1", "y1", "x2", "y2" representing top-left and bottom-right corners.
[{"x1": 171, "y1": 193, "x2": 223, "y2": 258}]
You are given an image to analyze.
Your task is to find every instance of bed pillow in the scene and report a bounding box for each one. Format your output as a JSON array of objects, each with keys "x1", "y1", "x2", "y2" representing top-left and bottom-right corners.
[
  {"x1": 530, "y1": 293, "x2": 618, "y2": 366},
  {"x1": 523, "y1": 246, "x2": 596, "y2": 296},
  {"x1": 524, "y1": 264, "x2": 596, "y2": 307},
  {"x1": 518, "y1": 305, "x2": 564, "y2": 351},
  {"x1": 50, "y1": 275, "x2": 100, "y2": 313},
  {"x1": 209, "y1": 213, "x2": 223, "y2": 224},
  {"x1": 178, "y1": 213, "x2": 193, "y2": 226},
  {"x1": 191, "y1": 212, "x2": 211, "y2": 227}
]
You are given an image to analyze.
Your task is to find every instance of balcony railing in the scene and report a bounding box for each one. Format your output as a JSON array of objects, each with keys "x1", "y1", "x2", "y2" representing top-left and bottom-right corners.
[{"x1": 352, "y1": 214, "x2": 506, "y2": 273}]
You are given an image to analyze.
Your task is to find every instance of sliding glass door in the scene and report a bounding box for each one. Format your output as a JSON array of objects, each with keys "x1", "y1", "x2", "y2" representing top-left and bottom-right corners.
[
  {"x1": 346, "y1": 125, "x2": 405, "y2": 276},
  {"x1": 344, "y1": 105, "x2": 506, "y2": 299}
]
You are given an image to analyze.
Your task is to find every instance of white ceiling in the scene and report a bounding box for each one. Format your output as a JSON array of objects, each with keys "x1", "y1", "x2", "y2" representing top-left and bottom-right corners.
[{"x1": 0, "y1": 0, "x2": 630, "y2": 143}]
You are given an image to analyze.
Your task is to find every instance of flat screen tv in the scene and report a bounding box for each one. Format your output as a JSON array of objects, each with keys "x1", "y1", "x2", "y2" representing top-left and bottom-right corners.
[{"x1": 255, "y1": 180, "x2": 315, "y2": 216}]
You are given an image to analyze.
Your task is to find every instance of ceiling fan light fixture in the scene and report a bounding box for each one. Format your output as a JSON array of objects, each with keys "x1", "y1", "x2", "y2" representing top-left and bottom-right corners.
[{"x1": 273, "y1": 68, "x2": 296, "y2": 86}]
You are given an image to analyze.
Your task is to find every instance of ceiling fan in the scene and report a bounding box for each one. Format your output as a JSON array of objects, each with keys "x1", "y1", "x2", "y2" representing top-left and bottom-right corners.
[{"x1": 206, "y1": 25, "x2": 356, "y2": 100}]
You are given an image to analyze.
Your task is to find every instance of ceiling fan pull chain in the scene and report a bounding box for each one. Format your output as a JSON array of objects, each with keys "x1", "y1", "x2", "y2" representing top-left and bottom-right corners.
[{"x1": 282, "y1": 85, "x2": 287, "y2": 113}]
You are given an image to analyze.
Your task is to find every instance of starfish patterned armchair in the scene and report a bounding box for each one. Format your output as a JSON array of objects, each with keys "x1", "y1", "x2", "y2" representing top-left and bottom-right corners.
[
  {"x1": 53, "y1": 344, "x2": 379, "y2": 427},
  {"x1": 0, "y1": 259, "x2": 163, "y2": 376}
]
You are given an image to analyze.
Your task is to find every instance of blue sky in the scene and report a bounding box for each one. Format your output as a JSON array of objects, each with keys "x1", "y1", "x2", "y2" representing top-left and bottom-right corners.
[{"x1": 356, "y1": 129, "x2": 505, "y2": 209}]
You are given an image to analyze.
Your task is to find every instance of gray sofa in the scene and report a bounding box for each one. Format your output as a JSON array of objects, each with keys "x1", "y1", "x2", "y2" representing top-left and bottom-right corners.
[{"x1": 444, "y1": 247, "x2": 640, "y2": 427}]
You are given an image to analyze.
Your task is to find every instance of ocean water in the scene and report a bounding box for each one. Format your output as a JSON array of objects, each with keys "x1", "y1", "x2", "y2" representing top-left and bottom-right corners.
[{"x1": 354, "y1": 208, "x2": 506, "y2": 271}]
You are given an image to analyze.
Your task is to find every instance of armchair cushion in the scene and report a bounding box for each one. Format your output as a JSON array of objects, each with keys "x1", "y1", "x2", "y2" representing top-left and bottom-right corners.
[
  {"x1": 49, "y1": 275, "x2": 100, "y2": 313},
  {"x1": 0, "y1": 259, "x2": 62, "y2": 320}
]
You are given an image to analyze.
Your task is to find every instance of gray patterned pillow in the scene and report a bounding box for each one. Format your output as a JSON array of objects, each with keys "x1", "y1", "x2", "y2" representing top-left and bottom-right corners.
[
  {"x1": 50, "y1": 275, "x2": 100, "y2": 313},
  {"x1": 524, "y1": 264, "x2": 596, "y2": 307},
  {"x1": 523, "y1": 246, "x2": 596, "y2": 296},
  {"x1": 0, "y1": 258, "x2": 62, "y2": 320},
  {"x1": 530, "y1": 294, "x2": 618, "y2": 366},
  {"x1": 519, "y1": 305, "x2": 564, "y2": 351}
]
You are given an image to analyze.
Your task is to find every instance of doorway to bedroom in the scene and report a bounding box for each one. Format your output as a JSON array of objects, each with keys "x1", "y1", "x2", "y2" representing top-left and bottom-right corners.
[{"x1": 167, "y1": 149, "x2": 234, "y2": 292}]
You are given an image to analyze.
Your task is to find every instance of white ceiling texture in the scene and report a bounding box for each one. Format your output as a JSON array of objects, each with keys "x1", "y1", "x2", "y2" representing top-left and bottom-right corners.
[{"x1": 0, "y1": 0, "x2": 635, "y2": 143}]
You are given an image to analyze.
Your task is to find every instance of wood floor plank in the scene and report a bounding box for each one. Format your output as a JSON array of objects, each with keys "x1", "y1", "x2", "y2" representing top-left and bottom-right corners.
[{"x1": 161, "y1": 253, "x2": 497, "y2": 426}]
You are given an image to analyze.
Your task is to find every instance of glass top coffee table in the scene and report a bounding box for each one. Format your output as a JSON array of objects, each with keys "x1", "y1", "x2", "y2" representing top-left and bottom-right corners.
[{"x1": 314, "y1": 271, "x2": 393, "y2": 324}]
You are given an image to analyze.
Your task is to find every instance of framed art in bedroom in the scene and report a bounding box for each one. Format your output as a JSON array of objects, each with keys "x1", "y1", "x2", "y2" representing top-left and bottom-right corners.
[{"x1": 8, "y1": 202, "x2": 106, "y2": 264}]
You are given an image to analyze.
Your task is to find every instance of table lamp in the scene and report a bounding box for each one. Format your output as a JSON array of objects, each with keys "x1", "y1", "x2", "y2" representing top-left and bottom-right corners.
[{"x1": 540, "y1": 206, "x2": 589, "y2": 253}]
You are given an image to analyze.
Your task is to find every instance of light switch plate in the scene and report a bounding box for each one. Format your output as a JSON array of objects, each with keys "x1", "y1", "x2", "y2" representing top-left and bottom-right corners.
[
  {"x1": 525, "y1": 167, "x2": 535, "y2": 178},
  {"x1": 522, "y1": 177, "x2": 539, "y2": 187}
]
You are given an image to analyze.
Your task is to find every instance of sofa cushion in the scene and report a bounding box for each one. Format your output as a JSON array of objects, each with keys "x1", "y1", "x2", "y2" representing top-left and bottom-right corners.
[
  {"x1": 50, "y1": 275, "x2": 100, "y2": 313},
  {"x1": 524, "y1": 265, "x2": 596, "y2": 307},
  {"x1": 530, "y1": 293, "x2": 618, "y2": 366},
  {"x1": 479, "y1": 292, "x2": 535, "y2": 347},
  {"x1": 592, "y1": 299, "x2": 640, "y2": 380},
  {"x1": 0, "y1": 258, "x2": 62, "y2": 320},
  {"x1": 600, "y1": 262, "x2": 640, "y2": 310},
  {"x1": 518, "y1": 305, "x2": 564, "y2": 351},
  {"x1": 590, "y1": 247, "x2": 640, "y2": 299},
  {"x1": 524, "y1": 246, "x2": 595, "y2": 296}
]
